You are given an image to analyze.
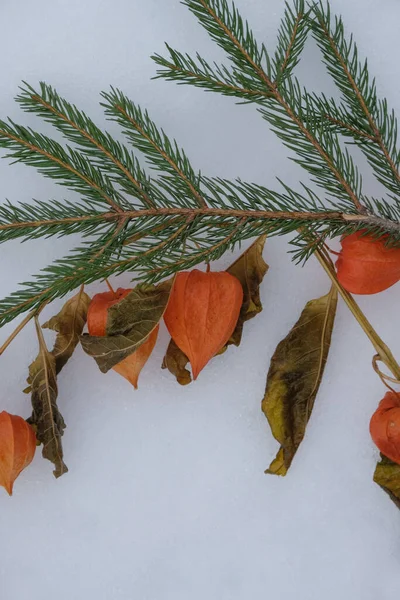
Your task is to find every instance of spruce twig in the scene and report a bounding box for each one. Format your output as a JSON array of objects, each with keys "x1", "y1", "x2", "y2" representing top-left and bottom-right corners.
[{"x1": 0, "y1": 0, "x2": 399, "y2": 331}]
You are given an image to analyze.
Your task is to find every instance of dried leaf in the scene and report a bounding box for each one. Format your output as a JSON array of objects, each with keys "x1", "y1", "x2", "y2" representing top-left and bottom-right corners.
[
  {"x1": 28, "y1": 318, "x2": 67, "y2": 478},
  {"x1": 81, "y1": 280, "x2": 172, "y2": 373},
  {"x1": 373, "y1": 454, "x2": 400, "y2": 510},
  {"x1": 162, "y1": 339, "x2": 192, "y2": 386},
  {"x1": 162, "y1": 236, "x2": 268, "y2": 384},
  {"x1": 262, "y1": 285, "x2": 337, "y2": 476},
  {"x1": 43, "y1": 288, "x2": 91, "y2": 374},
  {"x1": 226, "y1": 234, "x2": 268, "y2": 346},
  {"x1": 113, "y1": 325, "x2": 159, "y2": 389}
]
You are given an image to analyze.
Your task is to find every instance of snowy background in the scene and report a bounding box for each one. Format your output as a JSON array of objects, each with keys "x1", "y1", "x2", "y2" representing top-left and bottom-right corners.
[{"x1": 1, "y1": 0, "x2": 400, "y2": 598}]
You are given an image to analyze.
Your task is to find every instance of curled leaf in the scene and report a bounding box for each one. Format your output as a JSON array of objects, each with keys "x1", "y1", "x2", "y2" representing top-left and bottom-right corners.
[
  {"x1": 81, "y1": 280, "x2": 172, "y2": 373},
  {"x1": 162, "y1": 339, "x2": 192, "y2": 386},
  {"x1": 43, "y1": 287, "x2": 91, "y2": 374},
  {"x1": 373, "y1": 454, "x2": 400, "y2": 510},
  {"x1": 162, "y1": 236, "x2": 268, "y2": 384},
  {"x1": 226, "y1": 234, "x2": 268, "y2": 346},
  {"x1": 262, "y1": 286, "x2": 337, "y2": 476},
  {"x1": 28, "y1": 318, "x2": 67, "y2": 478},
  {"x1": 112, "y1": 325, "x2": 159, "y2": 389}
]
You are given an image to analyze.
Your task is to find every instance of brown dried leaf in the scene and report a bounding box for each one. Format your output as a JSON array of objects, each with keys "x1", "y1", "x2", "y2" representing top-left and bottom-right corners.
[
  {"x1": 162, "y1": 339, "x2": 192, "y2": 386},
  {"x1": 28, "y1": 318, "x2": 67, "y2": 478},
  {"x1": 373, "y1": 454, "x2": 400, "y2": 510},
  {"x1": 226, "y1": 234, "x2": 268, "y2": 346},
  {"x1": 43, "y1": 288, "x2": 91, "y2": 374},
  {"x1": 162, "y1": 236, "x2": 268, "y2": 384},
  {"x1": 81, "y1": 280, "x2": 172, "y2": 373},
  {"x1": 262, "y1": 285, "x2": 337, "y2": 476}
]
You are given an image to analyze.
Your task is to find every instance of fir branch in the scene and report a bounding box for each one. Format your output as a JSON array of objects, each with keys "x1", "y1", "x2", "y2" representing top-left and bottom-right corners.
[
  {"x1": 152, "y1": 46, "x2": 270, "y2": 103},
  {"x1": 155, "y1": 0, "x2": 365, "y2": 211},
  {"x1": 1, "y1": 0, "x2": 400, "y2": 327},
  {"x1": 1, "y1": 197, "x2": 399, "y2": 326},
  {"x1": 101, "y1": 88, "x2": 207, "y2": 208},
  {"x1": 273, "y1": 0, "x2": 310, "y2": 86},
  {"x1": 181, "y1": 0, "x2": 272, "y2": 89},
  {"x1": 16, "y1": 83, "x2": 157, "y2": 209},
  {"x1": 0, "y1": 199, "x2": 111, "y2": 243},
  {"x1": 310, "y1": 2, "x2": 400, "y2": 198},
  {"x1": 0, "y1": 120, "x2": 124, "y2": 212}
]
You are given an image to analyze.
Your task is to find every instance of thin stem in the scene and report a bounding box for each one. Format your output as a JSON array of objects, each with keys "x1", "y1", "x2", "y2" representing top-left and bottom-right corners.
[
  {"x1": 105, "y1": 279, "x2": 115, "y2": 295},
  {"x1": 372, "y1": 355, "x2": 400, "y2": 393},
  {"x1": 0, "y1": 301, "x2": 47, "y2": 356},
  {"x1": 315, "y1": 246, "x2": 400, "y2": 380}
]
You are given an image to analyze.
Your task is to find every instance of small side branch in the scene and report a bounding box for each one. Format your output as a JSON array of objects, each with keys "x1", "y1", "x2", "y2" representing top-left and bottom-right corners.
[
  {"x1": 315, "y1": 15, "x2": 400, "y2": 187},
  {"x1": 194, "y1": 0, "x2": 364, "y2": 212}
]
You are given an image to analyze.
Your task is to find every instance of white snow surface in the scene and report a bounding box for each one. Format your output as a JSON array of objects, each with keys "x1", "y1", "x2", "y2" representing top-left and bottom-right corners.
[{"x1": 1, "y1": 1, "x2": 400, "y2": 598}]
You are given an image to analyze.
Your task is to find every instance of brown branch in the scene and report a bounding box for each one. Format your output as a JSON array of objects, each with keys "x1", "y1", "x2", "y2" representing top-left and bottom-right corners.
[
  {"x1": 342, "y1": 212, "x2": 400, "y2": 233},
  {"x1": 2, "y1": 206, "x2": 400, "y2": 233},
  {"x1": 113, "y1": 103, "x2": 208, "y2": 208},
  {"x1": 0, "y1": 129, "x2": 122, "y2": 213},
  {"x1": 197, "y1": 0, "x2": 364, "y2": 211},
  {"x1": 316, "y1": 17, "x2": 400, "y2": 188},
  {"x1": 30, "y1": 93, "x2": 155, "y2": 209}
]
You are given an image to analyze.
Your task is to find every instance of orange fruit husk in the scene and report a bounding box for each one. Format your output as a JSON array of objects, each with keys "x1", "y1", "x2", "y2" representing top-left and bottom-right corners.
[
  {"x1": 163, "y1": 269, "x2": 243, "y2": 380},
  {"x1": 336, "y1": 230, "x2": 400, "y2": 294},
  {"x1": 370, "y1": 392, "x2": 400, "y2": 464},
  {"x1": 0, "y1": 412, "x2": 36, "y2": 495},
  {"x1": 87, "y1": 287, "x2": 159, "y2": 389}
]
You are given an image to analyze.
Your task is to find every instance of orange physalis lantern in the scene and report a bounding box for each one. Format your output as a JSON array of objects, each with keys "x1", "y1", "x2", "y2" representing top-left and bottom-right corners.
[
  {"x1": 163, "y1": 269, "x2": 243, "y2": 380},
  {"x1": 370, "y1": 392, "x2": 400, "y2": 465},
  {"x1": 0, "y1": 412, "x2": 36, "y2": 495},
  {"x1": 336, "y1": 230, "x2": 400, "y2": 294},
  {"x1": 87, "y1": 287, "x2": 159, "y2": 389}
]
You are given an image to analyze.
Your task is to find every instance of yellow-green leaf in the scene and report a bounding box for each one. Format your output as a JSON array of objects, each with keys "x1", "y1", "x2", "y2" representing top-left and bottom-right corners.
[
  {"x1": 262, "y1": 285, "x2": 337, "y2": 476},
  {"x1": 162, "y1": 236, "x2": 268, "y2": 384},
  {"x1": 81, "y1": 280, "x2": 172, "y2": 373},
  {"x1": 28, "y1": 318, "x2": 67, "y2": 478},
  {"x1": 373, "y1": 454, "x2": 400, "y2": 510},
  {"x1": 43, "y1": 288, "x2": 91, "y2": 374}
]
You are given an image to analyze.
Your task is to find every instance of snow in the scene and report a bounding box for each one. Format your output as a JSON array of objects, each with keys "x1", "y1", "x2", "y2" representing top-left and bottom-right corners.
[{"x1": 0, "y1": 0, "x2": 400, "y2": 598}]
